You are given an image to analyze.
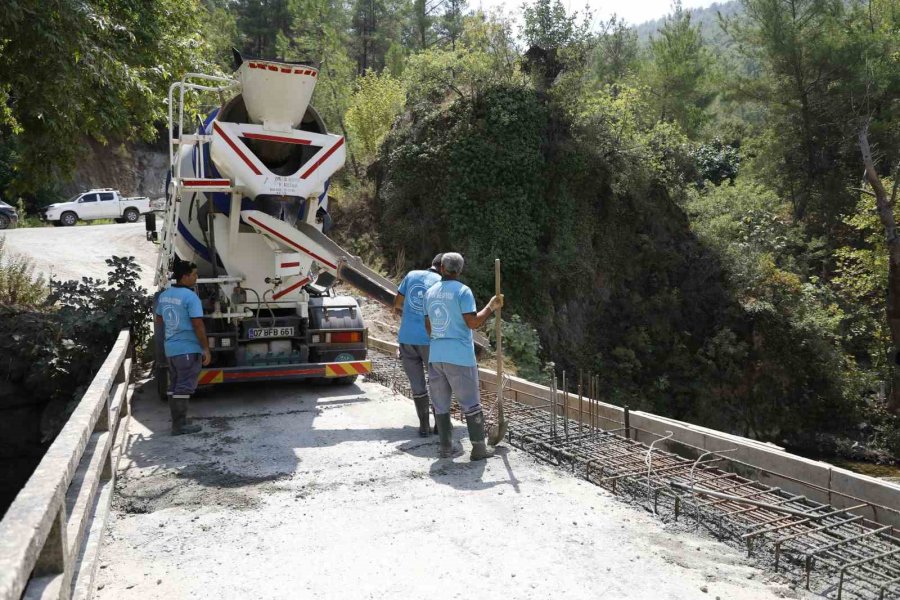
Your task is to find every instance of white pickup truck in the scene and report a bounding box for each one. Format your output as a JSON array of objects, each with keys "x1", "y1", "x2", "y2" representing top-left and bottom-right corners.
[{"x1": 41, "y1": 189, "x2": 153, "y2": 226}]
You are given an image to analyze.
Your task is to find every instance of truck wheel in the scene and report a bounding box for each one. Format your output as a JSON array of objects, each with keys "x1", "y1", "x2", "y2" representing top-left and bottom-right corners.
[
  {"x1": 0, "y1": 215, "x2": 9, "y2": 230},
  {"x1": 60, "y1": 211, "x2": 77, "y2": 226},
  {"x1": 332, "y1": 375, "x2": 358, "y2": 386},
  {"x1": 124, "y1": 208, "x2": 140, "y2": 223}
]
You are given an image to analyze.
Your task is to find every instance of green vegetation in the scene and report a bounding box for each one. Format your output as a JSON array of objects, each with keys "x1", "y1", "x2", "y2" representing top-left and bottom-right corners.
[
  {"x1": 0, "y1": 253, "x2": 152, "y2": 512},
  {"x1": 0, "y1": 255, "x2": 152, "y2": 437},
  {"x1": 1, "y1": 0, "x2": 899, "y2": 463}
]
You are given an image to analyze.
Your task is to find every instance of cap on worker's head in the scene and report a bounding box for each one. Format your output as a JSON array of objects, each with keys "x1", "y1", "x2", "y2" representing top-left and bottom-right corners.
[
  {"x1": 441, "y1": 252, "x2": 464, "y2": 275},
  {"x1": 173, "y1": 260, "x2": 198, "y2": 282},
  {"x1": 431, "y1": 253, "x2": 444, "y2": 269}
]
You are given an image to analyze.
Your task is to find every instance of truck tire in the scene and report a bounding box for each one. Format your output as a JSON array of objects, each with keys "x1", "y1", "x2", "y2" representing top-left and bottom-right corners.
[
  {"x1": 60, "y1": 211, "x2": 77, "y2": 226},
  {"x1": 0, "y1": 214, "x2": 9, "y2": 230},
  {"x1": 124, "y1": 208, "x2": 140, "y2": 223},
  {"x1": 332, "y1": 375, "x2": 358, "y2": 385}
]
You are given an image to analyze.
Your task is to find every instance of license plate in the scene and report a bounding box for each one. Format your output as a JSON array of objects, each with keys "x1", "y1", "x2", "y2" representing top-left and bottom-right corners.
[{"x1": 248, "y1": 326, "x2": 295, "y2": 339}]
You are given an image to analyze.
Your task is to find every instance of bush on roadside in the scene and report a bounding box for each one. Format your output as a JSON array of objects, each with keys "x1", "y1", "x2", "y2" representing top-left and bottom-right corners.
[
  {"x1": 0, "y1": 255, "x2": 152, "y2": 441},
  {"x1": 0, "y1": 237, "x2": 46, "y2": 306}
]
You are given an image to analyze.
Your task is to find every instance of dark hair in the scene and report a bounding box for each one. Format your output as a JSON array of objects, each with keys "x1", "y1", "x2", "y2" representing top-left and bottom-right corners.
[
  {"x1": 431, "y1": 253, "x2": 444, "y2": 269},
  {"x1": 173, "y1": 261, "x2": 197, "y2": 282}
]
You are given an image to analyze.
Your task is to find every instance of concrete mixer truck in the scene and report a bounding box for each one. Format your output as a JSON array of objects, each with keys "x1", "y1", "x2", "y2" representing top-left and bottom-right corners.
[{"x1": 147, "y1": 54, "x2": 402, "y2": 398}]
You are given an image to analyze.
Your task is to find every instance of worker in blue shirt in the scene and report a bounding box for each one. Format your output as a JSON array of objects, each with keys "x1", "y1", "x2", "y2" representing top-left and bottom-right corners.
[
  {"x1": 154, "y1": 261, "x2": 211, "y2": 435},
  {"x1": 425, "y1": 252, "x2": 503, "y2": 460},
  {"x1": 393, "y1": 253, "x2": 443, "y2": 436}
]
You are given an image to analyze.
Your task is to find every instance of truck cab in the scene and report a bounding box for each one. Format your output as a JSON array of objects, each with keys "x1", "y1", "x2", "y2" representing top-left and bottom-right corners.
[{"x1": 41, "y1": 189, "x2": 151, "y2": 226}]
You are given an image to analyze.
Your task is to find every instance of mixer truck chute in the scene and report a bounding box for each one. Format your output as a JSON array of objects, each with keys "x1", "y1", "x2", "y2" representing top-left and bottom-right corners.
[{"x1": 148, "y1": 57, "x2": 400, "y2": 397}]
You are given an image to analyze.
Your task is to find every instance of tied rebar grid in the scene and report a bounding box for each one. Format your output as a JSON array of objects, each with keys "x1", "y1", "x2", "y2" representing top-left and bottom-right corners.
[{"x1": 364, "y1": 349, "x2": 900, "y2": 600}]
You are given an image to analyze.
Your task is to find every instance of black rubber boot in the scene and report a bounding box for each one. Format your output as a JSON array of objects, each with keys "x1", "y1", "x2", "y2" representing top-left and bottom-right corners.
[
  {"x1": 413, "y1": 394, "x2": 432, "y2": 437},
  {"x1": 465, "y1": 411, "x2": 494, "y2": 461},
  {"x1": 436, "y1": 413, "x2": 453, "y2": 458},
  {"x1": 170, "y1": 395, "x2": 202, "y2": 435}
]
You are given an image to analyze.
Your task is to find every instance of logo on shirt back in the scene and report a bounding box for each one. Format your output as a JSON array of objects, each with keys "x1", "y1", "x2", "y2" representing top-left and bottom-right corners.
[
  {"x1": 430, "y1": 302, "x2": 451, "y2": 335},
  {"x1": 407, "y1": 282, "x2": 428, "y2": 314},
  {"x1": 161, "y1": 305, "x2": 181, "y2": 336}
]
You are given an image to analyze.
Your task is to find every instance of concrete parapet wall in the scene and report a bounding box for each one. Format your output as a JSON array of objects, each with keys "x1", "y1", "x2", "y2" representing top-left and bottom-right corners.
[
  {"x1": 0, "y1": 331, "x2": 133, "y2": 600},
  {"x1": 369, "y1": 336, "x2": 900, "y2": 528}
]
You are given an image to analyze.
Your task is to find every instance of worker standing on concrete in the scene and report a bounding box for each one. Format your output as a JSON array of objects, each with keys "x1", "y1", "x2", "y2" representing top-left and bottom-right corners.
[
  {"x1": 393, "y1": 253, "x2": 443, "y2": 437},
  {"x1": 154, "y1": 261, "x2": 211, "y2": 436},
  {"x1": 425, "y1": 252, "x2": 503, "y2": 460}
]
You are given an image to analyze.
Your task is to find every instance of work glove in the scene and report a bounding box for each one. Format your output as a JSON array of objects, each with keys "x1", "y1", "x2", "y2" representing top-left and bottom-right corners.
[{"x1": 489, "y1": 294, "x2": 504, "y2": 312}]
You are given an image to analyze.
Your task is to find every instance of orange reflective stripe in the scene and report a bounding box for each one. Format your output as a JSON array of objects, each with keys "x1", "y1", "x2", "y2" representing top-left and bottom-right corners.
[
  {"x1": 324, "y1": 361, "x2": 372, "y2": 377},
  {"x1": 198, "y1": 370, "x2": 223, "y2": 385}
]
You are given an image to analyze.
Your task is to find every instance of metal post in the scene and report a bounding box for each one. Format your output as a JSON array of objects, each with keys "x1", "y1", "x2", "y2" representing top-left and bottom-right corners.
[
  {"x1": 207, "y1": 207, "x2": 218, "y2": 278},
  {"x1": 578, "y1": 370, "x2": 584, "y2": 437},
  {"x1": 563, "y1": 371, "x2": 569, "y2": 441},
  {"x1": 624, "y1": 404, "x2": 630, "y2": 440}
]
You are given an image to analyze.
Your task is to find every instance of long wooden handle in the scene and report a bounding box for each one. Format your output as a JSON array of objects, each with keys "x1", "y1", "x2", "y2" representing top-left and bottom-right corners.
[{"x1": 495, "y1": 258, "x2": 502, "y2": 381}]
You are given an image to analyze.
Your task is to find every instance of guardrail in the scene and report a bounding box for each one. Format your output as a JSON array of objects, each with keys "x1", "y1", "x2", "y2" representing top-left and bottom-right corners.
[{"x1": 0, "y1": 330, "x2": 134, "y2": 600}]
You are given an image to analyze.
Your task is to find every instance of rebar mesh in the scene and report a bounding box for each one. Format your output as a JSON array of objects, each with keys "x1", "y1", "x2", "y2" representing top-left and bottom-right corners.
[{"x1": 365, "y1": 348, "x2": 900, "y2": 600}]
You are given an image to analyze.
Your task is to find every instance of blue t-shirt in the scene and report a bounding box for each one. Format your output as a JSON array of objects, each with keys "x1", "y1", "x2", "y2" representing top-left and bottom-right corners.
[
  {"x1": 424, "y1": 279, "x2": 477, "y2": 367},
  {"x1": 155, "y1": 286, "x2": 204, "y2": 357},
  {"x1": 397, "y1": 268, "x2": 441, "y2": 346}
]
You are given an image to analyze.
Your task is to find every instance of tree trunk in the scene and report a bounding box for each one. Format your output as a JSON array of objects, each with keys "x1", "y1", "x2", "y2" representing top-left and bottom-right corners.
[{"x1": 859, "y1": 124, "x2": 900, "y2": 413}]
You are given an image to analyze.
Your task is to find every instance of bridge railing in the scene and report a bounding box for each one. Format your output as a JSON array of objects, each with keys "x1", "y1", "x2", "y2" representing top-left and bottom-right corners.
[{"x1": 0, "y1": 330, "x2": 134, "y2": 600}]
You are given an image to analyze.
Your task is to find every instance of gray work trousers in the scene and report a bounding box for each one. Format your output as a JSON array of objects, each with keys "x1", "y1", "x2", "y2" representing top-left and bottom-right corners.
[
  {"x1": 399, "y1": 343, "x2": 430, "y2": 398},
  {"x1": 167, "y1": 353, "x2": 202, "y2": 396},
  {"x1": 428, "y1": 362, "x2": 482, "y2": 416}
]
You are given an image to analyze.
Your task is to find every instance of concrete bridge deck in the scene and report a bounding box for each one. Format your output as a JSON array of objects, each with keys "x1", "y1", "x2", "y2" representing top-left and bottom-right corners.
[{"x1": 93, "y1": 378, "x2": 802, "y2": 600}]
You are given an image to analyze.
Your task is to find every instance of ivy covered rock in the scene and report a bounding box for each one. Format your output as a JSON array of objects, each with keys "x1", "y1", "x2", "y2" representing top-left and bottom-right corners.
[{"x1": 373, "y1": 81, "x2": 858, "y2": 445}]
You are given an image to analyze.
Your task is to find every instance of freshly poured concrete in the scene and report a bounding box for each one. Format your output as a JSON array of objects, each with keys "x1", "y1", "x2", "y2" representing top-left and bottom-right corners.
[{"x1": 95, "y1": 379, "x2": 809, "y2": 600}]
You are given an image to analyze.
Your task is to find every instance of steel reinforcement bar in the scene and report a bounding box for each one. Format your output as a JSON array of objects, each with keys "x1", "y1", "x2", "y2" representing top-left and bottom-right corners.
[
  {"x1": 366, "y1": 341, "x2": 900, "y2": 600},
  {"x1": 0, "y1": 330, "x2": 134, "y2": 600}
]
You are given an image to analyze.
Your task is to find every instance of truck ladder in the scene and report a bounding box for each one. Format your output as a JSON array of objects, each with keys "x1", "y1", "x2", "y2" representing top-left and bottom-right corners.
[{"x1": 155, "y1": 75, "x2": 238, "y2": 289}]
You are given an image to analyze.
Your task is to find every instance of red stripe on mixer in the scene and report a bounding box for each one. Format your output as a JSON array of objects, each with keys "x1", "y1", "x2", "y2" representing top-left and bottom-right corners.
[
  {"x1": 244, "y1": 133, "x2": 312, "y2": 145},
  {"x1": 273, "y1": 277, "x2": 311, "y2": 300},
  {"x1": 213, "y1": 122, "x2": 262, "y2": 176},
  {"x1": 300, "y1": 137, "x2": 344, "y2": 179}
]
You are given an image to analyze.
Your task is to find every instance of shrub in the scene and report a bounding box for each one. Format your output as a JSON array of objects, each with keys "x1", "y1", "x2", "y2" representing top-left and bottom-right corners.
[
  {"x1": 0, "y1": 237, "x2": 46, "y2": 306},
  {"x1": 0, "y1": 256, "x2": 152, "y2": 442}
]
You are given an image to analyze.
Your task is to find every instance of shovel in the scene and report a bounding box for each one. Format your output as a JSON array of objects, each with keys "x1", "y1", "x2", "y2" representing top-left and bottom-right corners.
[{"x1": 487, "y1": 258, "x2": 508, "y2": 446}]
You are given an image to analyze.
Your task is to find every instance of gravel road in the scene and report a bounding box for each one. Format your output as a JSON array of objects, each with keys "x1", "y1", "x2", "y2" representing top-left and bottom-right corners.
[{"x1": 0, "y1": 223, "x2": 158, "y2": 290}]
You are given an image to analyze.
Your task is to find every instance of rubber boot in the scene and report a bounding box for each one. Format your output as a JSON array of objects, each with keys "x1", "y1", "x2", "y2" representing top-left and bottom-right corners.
[
  {"x1": 465, "y1": 411, "x2": 494, "y2": 461},
  {"x1": 436, "y1": 413, "x2": 454, "y2": 458},
  {"x1": 413, "y1": 394, "x2": 432, "y2": 437},
  {"x1": 170, "y1": 395, "x2": 202, "y2": 435}
]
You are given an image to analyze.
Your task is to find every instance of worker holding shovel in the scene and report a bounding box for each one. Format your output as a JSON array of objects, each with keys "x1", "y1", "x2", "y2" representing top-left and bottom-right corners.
[{"x1": 424, "y1": 252, "x2": 503, "y2": 460}]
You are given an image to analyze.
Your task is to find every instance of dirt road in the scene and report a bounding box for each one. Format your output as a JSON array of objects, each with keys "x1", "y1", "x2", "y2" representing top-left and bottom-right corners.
[
  {"x1": 95, "y1": 380, "x2": 809, "y2": 600},
  {"x1": 0, "y1": 223, "x2": 157, "y2": 290}
]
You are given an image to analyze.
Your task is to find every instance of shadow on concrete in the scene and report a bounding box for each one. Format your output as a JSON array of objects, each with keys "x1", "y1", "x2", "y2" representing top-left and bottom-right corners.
[
  {"x1": 119, "y1": 377, "x2": 511, "y2": 513},
  {"x1": 395, "y1": 433, "x2": 521, "y2": 492}
]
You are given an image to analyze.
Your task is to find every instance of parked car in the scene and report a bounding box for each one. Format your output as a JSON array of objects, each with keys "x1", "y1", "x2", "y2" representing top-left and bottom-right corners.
[
  {"x1": 0, "y1": 200, "x2": 18, "y2": 229},
  {"x1": 40, "y1": 189, "x2": 152, "y2": 226}
]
